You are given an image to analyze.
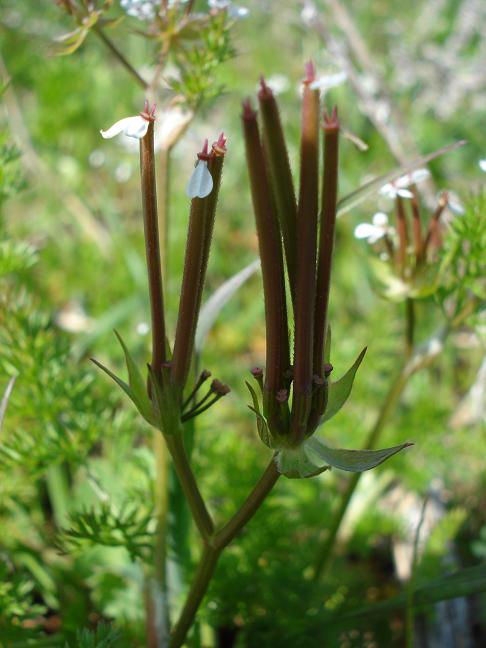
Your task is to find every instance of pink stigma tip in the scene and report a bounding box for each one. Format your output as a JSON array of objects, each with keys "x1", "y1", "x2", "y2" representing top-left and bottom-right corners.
[
  {"x1": 140, "y1": 99, "x2": 156, "y2": 122},
  {"x1": 212, "y1": 132, "x2": 227, "y2": 155},
  {"x1": 304, "y1": 60, "x2": 316, "y2": 84},
  {"x1": 197, "y1": 138, "x2": 210, "y2": 160}
]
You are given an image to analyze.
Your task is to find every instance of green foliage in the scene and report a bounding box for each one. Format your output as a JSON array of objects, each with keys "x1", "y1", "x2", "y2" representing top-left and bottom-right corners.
[
  {"x1": 0, "y1": 241, "x2": 38, "y2": 277},
  {"x1": 0, "y1": 294, "x2": 120, "y2": 473},
  {"x1": 58, "y1": 502, "x2": 154, "y2": 562},
  {"x1": 439, "y1": 192, "x2": 486, "y2": 303},
  {"x1": 1, "y1": 1, "x2": 485, "y2": 644},
  {"x1": 170, "y1": 11, "x2": 235, "y2": 108},
  {"x1": 67, "y1": 624, "x2": 121, "y2": 648},
  {"x1": 0, "y1": 558, "x2": 46, "y2": 623},
  {"x1": 0, "y1": 131, "x2": 25, "y2": 209}
]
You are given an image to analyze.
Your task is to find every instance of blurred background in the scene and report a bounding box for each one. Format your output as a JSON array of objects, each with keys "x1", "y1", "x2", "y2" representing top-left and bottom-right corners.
[{"x1": 0, "y1": 1, "x2": 485, "y2": 646}]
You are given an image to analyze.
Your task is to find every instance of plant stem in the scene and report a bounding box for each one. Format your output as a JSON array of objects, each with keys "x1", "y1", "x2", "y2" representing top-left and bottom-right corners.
[
  {"x1": 405, "y1": 298, "x2": 415, "y2": 356},
  {"x1": 312, "y1": 364, "x2": 410, "y2": 579},
  {"x1": 169, "y1": 544, "x2": 219, "y2": 648},
  {"x1": 152, "y1": 431, "x2": 170, "y2": 646},
  {"x1": 166, "y1": 434, "x2": 214, "y2": 541},
  {"x1": 93, "y1": 27, "x2": 148, "y2": 89},
  {"x1": 169, "y1": 459, "x2": 280, "y2": 647},
  {"x1": 213, "y1": 458, "x2": 280, "y2": 550}
]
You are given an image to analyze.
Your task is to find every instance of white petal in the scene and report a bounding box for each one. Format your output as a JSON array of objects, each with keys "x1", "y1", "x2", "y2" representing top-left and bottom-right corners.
[
  {"x1": 185, "y1": 160, "x2": 213, "y2": 199},
  {"x1": 395, "y1": 168, "x2": 430, "y2": 189},
  {"x1": 354, "y1": 223, "x2": 380, "y2": 240},
  {"x1": 310, "y1": 71, "x2": 347, "y2": 91},
  {"x1": 479, "y1": 159, "x2": 486, "y2": 172},
  {"x1": 372, "y1": 212, "x2": 388, "y2": 227},
  {"x1": 100, "y1": 115, "x2": 149, "y2": 140},
  {"x1": 447, "y1": 191, "x2": 465, "y2": 215},
  {"x1": 409, "y1": 168, "x2": 430, "y2": 184},
  {"x1": 379, "y1": 183, "x2": 396, "y2": 198},
  {"x1": 397, "y1": 188, "x2": 414, "y2": 199}
]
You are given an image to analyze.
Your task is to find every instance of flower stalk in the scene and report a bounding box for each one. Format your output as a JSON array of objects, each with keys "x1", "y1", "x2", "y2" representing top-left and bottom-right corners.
[
  {"x1": 242, "y1": 99, "x2": 290, "y2": 435},
  {"x1": 313, "y1": 107, "x2": 340, "y2": 379},
  {"x1": 171, "y1": 136, "x2": 226, "y2": 390},
  {"x1": 140, "y1": 118, "x2": 167, "y2": 374},
  {"x1": 258, "y1": 77, "x2": 298, "y2": 301},
  {"x1": 291, "y1": 62, "x2": 320, "y2": 445}
]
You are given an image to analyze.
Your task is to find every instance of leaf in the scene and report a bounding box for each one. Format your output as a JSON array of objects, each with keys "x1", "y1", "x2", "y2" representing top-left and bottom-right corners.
[
  {"x1": 274, "y1": 446, "x2": 330, "y2": 479},
  {"x1": 55, "y1": 27, "x2": 89, "y2": 56},
  {"x1": 306, "y1": 436, "x2": 412, "y2": 472},
  {"x1": 114, "y1": 331, "x2": 153, "y2": 422},
  {"x1": 322, "y1": 347, "x2": 367, "y2": 423},
  {"x1": 195, "y1": 259, "x2": 260, "y2": 353},
  {"x1": 334, "y1": 564, "x2": 486, "y2": 623},
  {"x1": 337, "y1": 140, "x2": 467, "y2": 217},
  {"x1": 245, "y1": 380, "x2": 271, "y2": 447},
  {"x1": 91, "y1": 343, "x2": 155, "y2": 426}
]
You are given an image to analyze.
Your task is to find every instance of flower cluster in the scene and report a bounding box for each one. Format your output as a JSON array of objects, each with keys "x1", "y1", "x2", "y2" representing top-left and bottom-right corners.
[
  {"x1": 241, "y1": 63, "x2": 410, "y2": 477},
  {"x1": 354, "y1": 168, "x2": 463, "y2": 301},
  {"x1": 97, "y1": 102, "x2": 229, "y2": 432}
]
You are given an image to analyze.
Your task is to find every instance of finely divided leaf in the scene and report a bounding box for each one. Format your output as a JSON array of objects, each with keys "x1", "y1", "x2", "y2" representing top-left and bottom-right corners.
[
  {"x1": 322, "y1": 347, "x2": 367, "y2": 422},
  {"x1": 306, "y1": 436, "x2": 412, "y2": 472}
]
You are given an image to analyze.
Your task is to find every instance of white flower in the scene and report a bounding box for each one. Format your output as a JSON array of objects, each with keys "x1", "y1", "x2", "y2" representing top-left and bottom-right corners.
[
  {"x1": 442, "y1": 190, "x2": 465, "y2": 216},
  {"x1": 380, "y1": 168, "x2": 430, "y2": 200},
  {"x1": 208, "y1": 0, "x2": 249, "y2": 18},
  {"x1": 261, "y1": 74, "x2": 290, "y2": 96},
  {"x1": 479, "y1": 159, "x2": 486, "y2": 172},
  {"x1": 186, "y1": 140, "x2": 213, "y2": 199},
  {"x1": 100, "y1": 102, "x2": 155, "y2": 140},
  {"x1": 100, "y1": 115, "x2": 149, "y2": 140},
  {"x1": 120, "y1": 0, "x2": 157, "y2": 21},
  {"x1": 354, "y1": 212, "x2": 392, "y2": 244},
  {"x1": 309, "y1": 71, "x2": 347, "y2": 92}
]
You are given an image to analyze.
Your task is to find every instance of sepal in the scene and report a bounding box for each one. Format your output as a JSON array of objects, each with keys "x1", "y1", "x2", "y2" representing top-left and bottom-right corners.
[
  {"x1": 306, "y1": 435, "x2": 412, "y2": 472},
  {"x1": 91, "y1": 331, "x2": 155, "y2": 425},
  {"x1": 246, "y1": 381, "x2": 272, "y2": 448},
  {"x1": 274, "y1": 445, "x2": 330, "y2": 479},
  {"x1": 321, "y1": 347, "x2": 367, "y2": 423}
]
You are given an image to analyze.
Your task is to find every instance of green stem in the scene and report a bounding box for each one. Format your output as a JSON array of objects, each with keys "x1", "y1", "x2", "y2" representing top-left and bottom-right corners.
[
  {"x1": 213, "y1": 458, "x2": 280, "y2": 550},
  {"x1": 46, "y1": 464, "x2": 70, "y2": 528},
  {"x1": 405, "y1": 298, "x2": 415, "y2": 357},
  {"x1": 312, "y1": 365, "x2": 410, "y2": 579},
  {"x1": 93, "y1": 27, "x2": 148, "y2": 90},
  {"x1": 152, "y1": 431, "x2": 170, "y2": 646},
  {"x1": 169, "y1": 459, "x2": 280, "y2": 648},
  {"x1": 166, "y1": 434, "x2": 214, "y2": 541},
  {"x1": 169, "y1": 544, "x2": 219, "y2": 648}
]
